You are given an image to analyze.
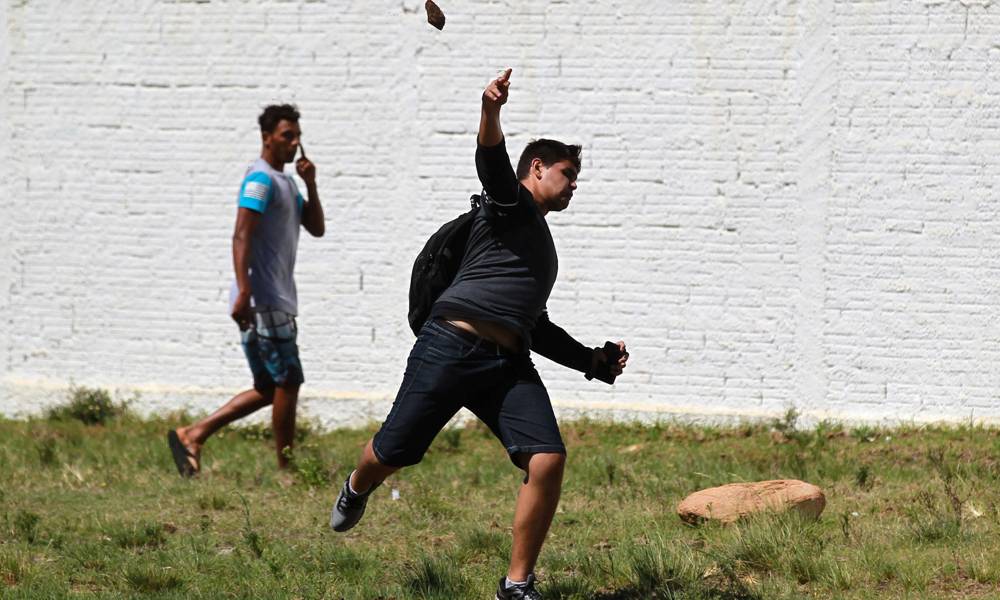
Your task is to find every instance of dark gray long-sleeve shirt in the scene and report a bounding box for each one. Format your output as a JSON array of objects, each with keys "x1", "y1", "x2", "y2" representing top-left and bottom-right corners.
[{"x1": 431, "y1": 139, "x2": 592, "y2": 373}]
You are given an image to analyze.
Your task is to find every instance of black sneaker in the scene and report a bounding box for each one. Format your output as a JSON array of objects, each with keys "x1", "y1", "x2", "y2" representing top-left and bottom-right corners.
[
  {"x1": 329, "y1": 473, "x2": 380, "y2": 532},
  {"x1": 495, "y1": 574, "x2": 542, "y2": 600}
]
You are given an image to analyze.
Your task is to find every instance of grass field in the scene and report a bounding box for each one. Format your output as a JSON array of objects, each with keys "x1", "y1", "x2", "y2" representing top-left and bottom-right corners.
[{"x1": 2, "y1": 390, "x2": 1000, "y2": 599}]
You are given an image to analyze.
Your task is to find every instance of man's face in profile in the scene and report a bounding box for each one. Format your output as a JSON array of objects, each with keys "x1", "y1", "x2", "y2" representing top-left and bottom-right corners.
[{"x1": 264, "y1": 119, "x2": 301, "y2": 165}]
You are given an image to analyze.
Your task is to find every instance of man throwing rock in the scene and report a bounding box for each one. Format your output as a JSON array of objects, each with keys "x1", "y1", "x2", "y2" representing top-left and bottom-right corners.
[{"x1": 330, "y1": 70, "x2": 628, "y2": 600}]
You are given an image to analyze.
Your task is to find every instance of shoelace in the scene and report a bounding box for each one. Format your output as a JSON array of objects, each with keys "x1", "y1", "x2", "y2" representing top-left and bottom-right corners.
[
  {"x1": 338, "y1": 481, "x2": 380, "y2": 511},
  {"x1": 518, "y1": 586, "x2": 542, "y2": 600},
  {"x1": 337, "y1": 485, "x2": 365, "y2": 510},
  {"x1": 507, "y1": 582, "x2": 541, "y2": 600}
]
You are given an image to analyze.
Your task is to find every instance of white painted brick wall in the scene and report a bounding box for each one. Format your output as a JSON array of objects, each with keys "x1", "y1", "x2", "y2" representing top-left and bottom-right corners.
[
  {"x1": 1, "y1": 0, "x2": 11, "y2": 387},
  {"x1": 3, "y1": 0, "x2": 1000, "y2": 426}
]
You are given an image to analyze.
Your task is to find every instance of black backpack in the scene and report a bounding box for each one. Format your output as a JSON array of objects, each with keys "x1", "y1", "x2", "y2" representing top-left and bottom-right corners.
[{"x1": 407, "y1": 194, "x2": 483, "y2": 336}]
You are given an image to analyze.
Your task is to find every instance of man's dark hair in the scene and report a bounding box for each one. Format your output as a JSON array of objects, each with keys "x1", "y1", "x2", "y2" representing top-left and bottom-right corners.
[
  {"x1": 516, "y1": 139, "x2": 582, "y2": 180},
  {"x1": 258, "y1": 104, "x2": 300, "y2": 133}
]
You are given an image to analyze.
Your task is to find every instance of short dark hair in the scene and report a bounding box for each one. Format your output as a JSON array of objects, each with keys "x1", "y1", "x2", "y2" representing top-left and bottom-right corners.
[
  {"x1": 258, "y1": 104, "x2": 300, "y2": 133},
  {"x1": 516, "y1": 139, "x2": 582, "y2": 180}
]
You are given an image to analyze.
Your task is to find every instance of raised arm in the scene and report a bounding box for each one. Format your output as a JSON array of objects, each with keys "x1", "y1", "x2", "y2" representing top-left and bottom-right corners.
[
  {"x1": 297, "y1": 144, "x2": 325, "y2": 237},
  {"x1": 476, "y1": 68, "x2": 520, "y2": 207},
  {"x1": 478, "y1": 67, "x2": 510, "y2": 146}
]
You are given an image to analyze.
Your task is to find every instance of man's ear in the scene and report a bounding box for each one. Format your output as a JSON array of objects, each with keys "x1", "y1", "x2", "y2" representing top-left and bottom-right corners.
[{"x1": 531, "y1": 158, "x2": 544, "y2": 180}]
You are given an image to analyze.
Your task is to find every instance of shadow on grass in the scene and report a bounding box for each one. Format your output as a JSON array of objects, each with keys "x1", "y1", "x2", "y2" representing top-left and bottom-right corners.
[
  {"x1": 546, "y1": 580, "x2": 759, "y2": 600},
  {"x1": 592, "y1": 589, "x2": 757, "y2": 600}
]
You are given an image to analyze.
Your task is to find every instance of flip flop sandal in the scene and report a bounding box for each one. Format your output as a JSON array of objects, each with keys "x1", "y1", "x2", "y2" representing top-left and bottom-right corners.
[{"x1": 167, "y1": 430, "x2": 198, "y2": 477}]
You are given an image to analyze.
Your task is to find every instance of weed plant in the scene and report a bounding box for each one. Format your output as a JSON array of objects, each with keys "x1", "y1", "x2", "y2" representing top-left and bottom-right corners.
[{"x1": 45, "y1": 386, "x2": 130, "y2": 425}]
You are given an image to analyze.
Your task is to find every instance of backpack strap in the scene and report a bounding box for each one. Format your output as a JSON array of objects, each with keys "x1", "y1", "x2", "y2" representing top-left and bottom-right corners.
[{"x1": 476, "y1": 189, "x2": 518, "y2": 220}]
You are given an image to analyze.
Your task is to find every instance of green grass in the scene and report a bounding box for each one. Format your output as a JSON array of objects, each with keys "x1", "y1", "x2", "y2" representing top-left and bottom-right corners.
[{"x1": 2, "y1": 407, "x2": 1000, "y2": 599}]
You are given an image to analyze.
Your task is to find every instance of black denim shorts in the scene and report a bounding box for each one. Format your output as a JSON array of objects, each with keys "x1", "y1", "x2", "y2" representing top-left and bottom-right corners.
[{"x1": 372, "y1": 319, "x2": 566, "y2": 468}]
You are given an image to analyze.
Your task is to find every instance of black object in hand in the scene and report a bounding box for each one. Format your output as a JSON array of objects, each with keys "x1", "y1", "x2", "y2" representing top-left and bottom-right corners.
[{"x1": 586, "y1": 341, "x2": 624, "y2": 385}]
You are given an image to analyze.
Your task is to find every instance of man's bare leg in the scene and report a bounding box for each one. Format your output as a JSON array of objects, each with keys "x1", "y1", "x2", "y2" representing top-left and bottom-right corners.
[
  {"x1": 175, "y1": 387, "x2": 275, "y2": 469},
  {"x1": 350, "y1": 439, "x2": 400, "y2": 493},
  {"x1": 507, "y1": 452, "x2": 566, "y2": 582},
  {"x1": 329, "y1": 439, "x2": 401, "y2": 532},
  {"x1": 271, "y1": 384, "x2": 299, "y2": 469}
]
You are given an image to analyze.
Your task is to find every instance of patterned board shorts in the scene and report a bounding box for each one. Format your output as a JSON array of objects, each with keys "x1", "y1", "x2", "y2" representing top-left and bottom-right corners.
[{"x1": 241, "y1": 308, "x2": 304, "y2": 390}]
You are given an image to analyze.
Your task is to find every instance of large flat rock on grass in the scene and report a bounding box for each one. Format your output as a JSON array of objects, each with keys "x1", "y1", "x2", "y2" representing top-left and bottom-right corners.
[{"x1": 677, "y1": 480, "x2": 826, "y2": 524}]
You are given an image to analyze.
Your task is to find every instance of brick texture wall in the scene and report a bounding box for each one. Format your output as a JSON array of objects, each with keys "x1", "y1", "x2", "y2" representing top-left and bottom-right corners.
[
  {"x1": 3, "y1": 0, "x2": 999, "y2": 426},
  {"x1": 1, "y1": 0, "x2": 11, "y2": 388}
]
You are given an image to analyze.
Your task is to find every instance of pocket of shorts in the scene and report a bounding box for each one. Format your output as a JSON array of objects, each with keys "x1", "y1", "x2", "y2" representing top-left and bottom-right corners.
[
  {"x1": 424, "y1": 340, "x2": 461, "y2": 361},
  {"x1": 254, "y1": 310, "x2": 297, "y2": 341},
  {"x1": 425, "y1": 336, "x2": 485, "y2": 361},
  {"x1": 240, "y1": 327, "x2": 258, "y2": 346}
]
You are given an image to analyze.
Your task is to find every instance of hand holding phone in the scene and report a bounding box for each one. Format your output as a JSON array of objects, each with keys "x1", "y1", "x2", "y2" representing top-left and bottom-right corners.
[{"x1": 586, "y1": 341, "x2": 627, "y2": 385}]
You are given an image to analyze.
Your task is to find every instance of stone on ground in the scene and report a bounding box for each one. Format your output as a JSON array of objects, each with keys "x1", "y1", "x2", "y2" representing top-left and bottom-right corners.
[{"x1": 676, "y1": 479, "x2": 826, "y2": 524}]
